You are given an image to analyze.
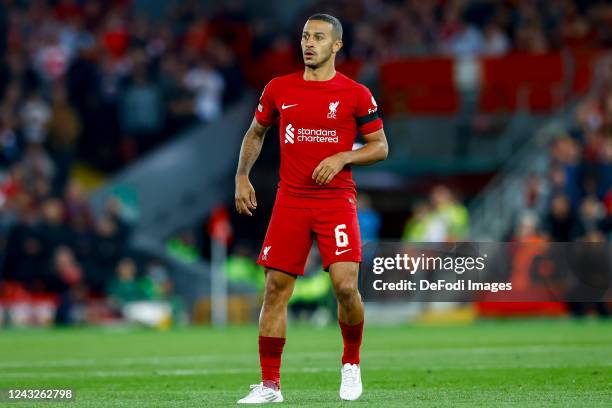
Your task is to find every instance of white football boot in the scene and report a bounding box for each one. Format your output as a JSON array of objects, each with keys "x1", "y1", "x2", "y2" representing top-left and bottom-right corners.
[
  {"x1": 237, "y1": 383, "x2": 284, "y2": 404},
  {"x1": 339, "y1": 363, "x2": 362, "y2": 401}
]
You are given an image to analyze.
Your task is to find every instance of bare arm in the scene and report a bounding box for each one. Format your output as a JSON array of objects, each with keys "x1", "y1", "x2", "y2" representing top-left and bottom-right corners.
[
  {"x1": 235, "y1": 118, "x2": 270, "y2": 215},
  {"x1": 312, "y1": 128, "x2": 388, "y2": 185}
]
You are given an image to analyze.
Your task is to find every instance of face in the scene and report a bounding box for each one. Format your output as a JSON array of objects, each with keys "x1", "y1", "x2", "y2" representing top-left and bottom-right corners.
[
  {"x1": 551, "y1": 195, "x2": 569, "y2": 217},
  {"x1": 301, "y1": 19, "x2": 342, "y2": 68}
]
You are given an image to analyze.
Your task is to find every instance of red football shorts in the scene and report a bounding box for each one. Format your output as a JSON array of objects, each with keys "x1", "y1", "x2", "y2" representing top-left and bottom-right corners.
[{"x1": 257, "y1": 195, "x2": 362, "y2": 276}]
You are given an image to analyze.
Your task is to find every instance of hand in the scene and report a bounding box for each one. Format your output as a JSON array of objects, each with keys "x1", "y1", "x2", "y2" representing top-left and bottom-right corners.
[
  {"x1": 312, "y1": 152, "x2": 348, "y2": 185},
  {"x1": 235, "y1": 175, "x2": 257, "y2": 216}
]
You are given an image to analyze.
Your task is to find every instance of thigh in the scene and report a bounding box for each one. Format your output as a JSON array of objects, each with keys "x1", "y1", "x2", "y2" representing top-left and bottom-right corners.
[
  {"x1": 257, "y1": 204, "x2": 313, "y2": 276},
  {"x1": 312, "y1": 204, "x2": 362, "y2": 271}
]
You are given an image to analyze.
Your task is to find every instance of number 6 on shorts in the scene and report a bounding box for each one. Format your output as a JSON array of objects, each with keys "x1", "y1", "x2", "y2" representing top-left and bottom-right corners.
[{"x1": 334, "y1": 224, "x2": 349, "y2": 247}]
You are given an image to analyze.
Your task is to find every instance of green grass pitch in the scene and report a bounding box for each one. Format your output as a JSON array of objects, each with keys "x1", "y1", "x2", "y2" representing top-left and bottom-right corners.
[{"x1": 0, "y1": 319, "x2": 610, "y2": 407}]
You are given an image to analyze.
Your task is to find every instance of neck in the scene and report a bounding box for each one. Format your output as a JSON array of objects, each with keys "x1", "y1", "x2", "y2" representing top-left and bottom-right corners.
[{"x1": 303, "y1": 62, "x2": 336, "y2": 81}]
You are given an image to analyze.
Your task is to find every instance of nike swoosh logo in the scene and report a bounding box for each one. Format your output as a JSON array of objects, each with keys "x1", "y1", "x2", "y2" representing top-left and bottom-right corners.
[
  {"x1": 281, "y1": 103, "x2": 298, "y2": 109},
  {"x1": 335, "y1": 248, "x2": 352, "y2": 255}
]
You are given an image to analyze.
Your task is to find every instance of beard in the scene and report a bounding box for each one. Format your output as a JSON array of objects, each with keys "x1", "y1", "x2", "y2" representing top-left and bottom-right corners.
[
  {"x1": 303, "y1": 49, "x2": 332, "y2": 68},
  {"x1": 304, "y1": 60, "x2": 319, "y2": 68}
]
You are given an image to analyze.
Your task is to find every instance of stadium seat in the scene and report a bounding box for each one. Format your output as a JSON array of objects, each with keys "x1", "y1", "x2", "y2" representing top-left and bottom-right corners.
[
  {"x1": 0, "y1": 281, "x2": 31, "y2": 302},
  {"x1": 569, "y1": 48, "x2": 604, "y2": 97},
  {"x1": 380, "y1": 57, "x2": 459, "y2": 115},
  {"x1": 478, "y1": 53, "x2": 565, "y2": 113}
]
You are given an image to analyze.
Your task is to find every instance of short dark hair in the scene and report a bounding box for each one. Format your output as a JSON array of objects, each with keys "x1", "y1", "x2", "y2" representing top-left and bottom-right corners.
[{"x1": 307, "y1": 13, "x2": 343, "y2": 40}]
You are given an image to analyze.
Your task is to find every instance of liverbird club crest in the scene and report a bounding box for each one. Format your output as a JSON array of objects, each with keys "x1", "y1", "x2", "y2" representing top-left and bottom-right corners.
[{"x1": 327, "y1": 101, "x2": 339, "y2": 119}]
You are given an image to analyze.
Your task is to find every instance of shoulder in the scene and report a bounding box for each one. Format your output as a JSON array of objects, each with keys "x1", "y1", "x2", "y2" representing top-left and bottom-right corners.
[
  {"x1": 262, "y1": 72, "x2": 302, "y2": 97},
  {"x1": 268, "y1": 71, "x2": 303, "y2": 87},
  {"x1": 335, "y1": 72, "x2": 369, "y2": 93}
]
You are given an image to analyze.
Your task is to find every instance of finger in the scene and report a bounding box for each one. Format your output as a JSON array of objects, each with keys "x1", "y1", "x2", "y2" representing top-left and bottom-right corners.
[
  {"x1": 322, "y1": 169, "x2": 337, "y2": 184},
  {"x1": 249, "y1": 189, "x2": 257, "y2": 208},
  {"x1": 235, "y1": 199, "x2": 244, "y2": 214},
  {"x1": 238, "y1": 192, "x2": 254, "y2": 210},
  {"x1": 237, "y1": 199, "x2": 252, "y2": 216},
  {"x1": 317, "y1": 169, "x2": 329, "y2": 185},
  {"x1": 312, "y1": 163, "x2": 323, "y2": 180},
  {"x1": 321, "y1": 170, "x2": 334, "y2": 185},
  {"x1": 314, "y1": 167, "x2": 325, "y2": 184},
  {"x1": 316, "y1": 167, "x2": 331, "y2": 185},
  {"x1": 242, "y1": 198, "x2": 254, "y2": 215}
]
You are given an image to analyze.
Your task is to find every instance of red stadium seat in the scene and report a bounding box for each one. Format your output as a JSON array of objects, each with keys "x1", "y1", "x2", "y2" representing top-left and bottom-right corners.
[
  {"x1": 380, "y1": 57, "x2": 459, "y2": 115},
  {"x1": 0, "y1": 281, "x2": 31, "y2": 302},
  {"x1": 569, "y1": 48, "x2": 604, "y2": 97},
  {"x1": 478, "y1": 53, "x2": 565, "y2": 113}
]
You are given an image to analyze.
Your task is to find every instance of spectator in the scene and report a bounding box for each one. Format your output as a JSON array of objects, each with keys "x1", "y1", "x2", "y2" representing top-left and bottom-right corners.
[
  {"x1": 575, "y1": 195, "x2": 606, "y2": 238},
  {"x1": 118, "y1": 62, "x2": 165, "y2": 155},
  {"x1": 439, "y1": 5, "x2": 484, "y2": 57},
  {"x1": 63, "y1": 180, "x2": 94, "y2": 227},
  {"x1": 108, "y1": 257, "x2": 143, "y2": 308},
  {"x1": 3, "y1": 207, "x2": 45, "y2": 289},
  {"x1": 93, "y1": 214, "x2": 127, "y2": 281},
  {"x1": 482, "y1": 22, "x2": 510, "y2": 56},
  {"x1": 429, "y1": 185, "x2": 470, "y2": 241},
  {"x1": 183, "y1": 57, "x2": 225, "y2": 123},
  {"x1": 357, "y1": 193, "x2": 381, "y2": 243},
  {"x1": 544, "y1": 194, "x2": 577, "y2": 241},
  {"x1": 20, "y1": 91, "x2": 51, "y2": 144},
  {"x1": 51, "y1": 246, "x2": 85, "y2": 325},
  {"x1": 0, "y1": 107, "x2": 23, "y2": 168},
  {"x1": 402, "y1": 201, "x2": 446, "y2": 242},
  {"x1": 39, "y1": 198, "x2": 72, "y2": 256},
  {"x1": 46, "y1": 82, "x2": 81, "y2": 193},
  {"x1": 20, "y1": 143, "x2": 55, "y2": 185},
  {"x1": 209, "y1": 40, "x2": 244, "y2": 106},
  {"x1": 514, "y1": 212, "x2": 543, "y2": 242}
]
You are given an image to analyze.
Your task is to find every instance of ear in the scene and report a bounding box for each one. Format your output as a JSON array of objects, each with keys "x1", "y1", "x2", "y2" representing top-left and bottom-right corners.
[{"x1": 332, "y1": 39, "x2": 343, "y2": 54}]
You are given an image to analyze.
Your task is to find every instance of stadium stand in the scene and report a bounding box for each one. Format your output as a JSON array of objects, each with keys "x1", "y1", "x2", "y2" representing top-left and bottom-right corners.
[{"x1": 1, "y1": 0, "x2": 610, "y2": 325}]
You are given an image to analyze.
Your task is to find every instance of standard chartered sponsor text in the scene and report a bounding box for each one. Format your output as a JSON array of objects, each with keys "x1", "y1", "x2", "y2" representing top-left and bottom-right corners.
[{"x1": 297, "y1": 127, "x2": 338, "y2": 143}]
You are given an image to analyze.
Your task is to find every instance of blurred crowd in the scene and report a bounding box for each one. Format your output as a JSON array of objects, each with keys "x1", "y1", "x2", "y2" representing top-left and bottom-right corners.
[
  {"x1": 0, "y1": 0, "x2": 252, "y2": 173},
  {"x1": 0, "y1": 177, "x2": 180, "y2": 325},
  {"x1": 0, "y1": 0, "x2": 228, "y2": 325},
  {"x1": 303, "y1": 0, "x2": 612, "y2": 60},
  {"x1": 512, "y1": 59, "x2": 612, "y2": 243}
]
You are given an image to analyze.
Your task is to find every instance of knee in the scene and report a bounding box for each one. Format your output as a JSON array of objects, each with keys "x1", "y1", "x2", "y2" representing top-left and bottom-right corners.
[
  {"x1": 334, "y1": 282, "x2": 360, "y2": 306},
  {"x1": 264, "y1": 275, "x2": 293, "y2": 304}
]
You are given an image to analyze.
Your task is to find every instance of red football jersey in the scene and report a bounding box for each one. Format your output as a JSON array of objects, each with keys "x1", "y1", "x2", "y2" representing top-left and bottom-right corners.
[{"x1": 254, "y1": 71, "x2": 383, "y2": 204}]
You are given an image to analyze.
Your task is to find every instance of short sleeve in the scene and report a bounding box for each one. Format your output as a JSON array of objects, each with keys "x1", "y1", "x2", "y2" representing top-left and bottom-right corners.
[
  {"x1": 254, "y1": 80, "x2": 279, "y2": 127},
  {"x1": 354, "y1": 85, "x2": 383, "y2": 135}
]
